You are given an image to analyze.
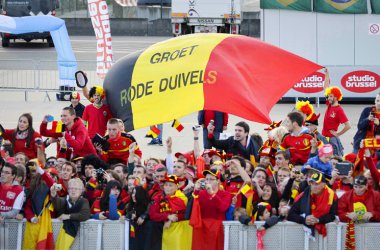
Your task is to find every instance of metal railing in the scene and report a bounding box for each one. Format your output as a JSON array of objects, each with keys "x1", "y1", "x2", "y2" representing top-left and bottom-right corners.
[
  {"x1": 0, "y1": 59, "x2": 108, "y2": 101},
  {"x1": 1, "y1": 219, "x2": 379, "y2": 250},
  {"x1": 223, "y1": 221, "x2": 380, "y2": 250},
  {"x1": 0, "y1": 219, "x2": 126, "y2": 250}
]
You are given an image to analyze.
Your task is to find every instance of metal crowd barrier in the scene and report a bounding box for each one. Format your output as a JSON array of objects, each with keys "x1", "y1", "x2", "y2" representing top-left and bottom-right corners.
[
  {"x1": 0, "y1": 59, "x2": 110, "y2": 101},
  {"x1": 223, "y1": 221, "x2": 380, "y2": 250},
  {"x1": 1, "y1": 219, "x2": 379, "y2": 250},
  {"x1": 0, "y1": 219, "x2": 126, "y2": 250}
]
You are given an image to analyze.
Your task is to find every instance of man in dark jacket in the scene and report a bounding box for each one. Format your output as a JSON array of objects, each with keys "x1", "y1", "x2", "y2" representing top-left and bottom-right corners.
[
  {"x1": 352, "y1": 93, "x2": 380, "y2": 153},
  {"x1": 288, "y1": 172, "x2": 337, "y2": 238},
  {"x1": 207, "y1": 121, "x2": 259, "y2": 163}
]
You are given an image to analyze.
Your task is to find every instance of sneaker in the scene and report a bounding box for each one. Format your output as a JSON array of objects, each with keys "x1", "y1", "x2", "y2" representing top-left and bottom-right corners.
[
  {"x1": 147, "y1": 140, "x2": 158, "y2": 145},
  {"x1": 158, "y1": 139, "x2": 163, "y2": 146}
]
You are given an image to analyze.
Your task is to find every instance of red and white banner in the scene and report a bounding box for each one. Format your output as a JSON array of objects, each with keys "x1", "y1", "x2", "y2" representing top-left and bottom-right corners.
[
  {"x1": 88, "y1": 0, "x2": 113, "y2": 79},
  {"x1": 285, "y1": 66, "x2": 379, "y2": 98}
]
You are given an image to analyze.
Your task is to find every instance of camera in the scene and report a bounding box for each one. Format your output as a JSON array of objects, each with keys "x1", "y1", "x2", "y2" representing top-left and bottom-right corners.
[
  {"x1": 96, "y1": 168, "x2": 106, "y2": 183},
  {"x1": 370, "y1": 112, "x2": 376, "y2": 117},
  {"x1": 55, "y1": 184, "x2": 62, "y2": 191},
  {"x1": 199, "y1": 179, "x2": 206, "y2": 189},
  {"x1": 209, "y1": 120, "x2": 214, "y2": 126},
  {"x1": 192, "y1": 125, "x2": 201, "y2": 131},
  {"x1": 35, "y1": 138, "x2": 43, "y2": 146}
]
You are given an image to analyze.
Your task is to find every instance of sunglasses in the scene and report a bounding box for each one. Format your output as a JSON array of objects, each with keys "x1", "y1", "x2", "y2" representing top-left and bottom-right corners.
[{"x1": 47, "y1": 161, "x2": 57, "y2": 166}]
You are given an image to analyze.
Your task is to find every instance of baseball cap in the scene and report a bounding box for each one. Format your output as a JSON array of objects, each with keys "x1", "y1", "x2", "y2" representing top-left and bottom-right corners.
[
  {"x1": 353, "y1": 175, "x2": 367, "y2": 186},
  {"x1": 203, "y1": 169, "x2": 221, "y2": 179},
  {"x1": 309, "y1": 172, "x2": 325, "y2": 184}
]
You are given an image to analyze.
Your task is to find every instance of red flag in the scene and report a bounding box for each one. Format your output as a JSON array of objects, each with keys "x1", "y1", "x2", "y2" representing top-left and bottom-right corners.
[
  {"x1": 195, "y1": 156, "x2": 205, "y2": 179},
  {"x1": 189, "y1": 196, "x2": 202, "y2": 229},
  {"x1": 353, "y1": 149, "x2": 365, "y2": 178},
  {"x1": 192, "y1": 219, "x2": 224, "y2": 250},
  {"x1": 240, "y1": 184, "x2": 254, "y2": 199},
  {"x1": 171, "y1": 119, "x2": 184, "y2": 132}
]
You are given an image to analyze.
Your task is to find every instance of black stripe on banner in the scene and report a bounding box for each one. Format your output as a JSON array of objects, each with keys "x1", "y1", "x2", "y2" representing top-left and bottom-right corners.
[{"x1": 104, "y1": 50, "x2": 143, "y2": 132}]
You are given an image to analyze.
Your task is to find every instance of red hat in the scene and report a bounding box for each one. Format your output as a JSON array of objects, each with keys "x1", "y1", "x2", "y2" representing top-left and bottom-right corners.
[
  {"x1": 70, "y1": 91, "x2": 80, "y2": 101},
  {"x1": 202, "y1": 169, "x2": 221, "y2": 179},
  {"x1": 344, "y1": 153, "x2": 357, "y2": 164},
  {"x1": 264, "y1": 121, "x2": 282, "y2": 131},
  {"x1": 207, "y1": 150, "x2": 223, "y2": 159},
  {"x1": 306, "y1": 113, "x2": 320, "y2": 126},
  {"x1": 175, "y1": 152, "x2": 193, "y2": 165},
  {"x1": 153, "y1": 163, "x2": 166, "y2": 172},
  {"x1": 160, "y1": 173, "x2": 183, "y2": 185},
  {"x1": 318, "y1": 144, "x2": 333, "y2": 158}
]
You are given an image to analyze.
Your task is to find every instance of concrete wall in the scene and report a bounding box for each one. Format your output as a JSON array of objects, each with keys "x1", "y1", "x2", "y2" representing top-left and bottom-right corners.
[
  {"x1": 63, "y1": 18, "x2": 173, "y2": 36},
  {"x1": 64, "y1": 15, "x2": 260, "y2": 37}
]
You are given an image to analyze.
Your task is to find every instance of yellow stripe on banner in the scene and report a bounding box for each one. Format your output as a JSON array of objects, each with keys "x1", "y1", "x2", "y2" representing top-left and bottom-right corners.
[{"x1": 130, "y1": 34, "x2": 231, "y2": 128}]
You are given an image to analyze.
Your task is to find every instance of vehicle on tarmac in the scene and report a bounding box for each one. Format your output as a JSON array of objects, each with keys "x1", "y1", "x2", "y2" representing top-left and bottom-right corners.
[
  {"x1": 171, "y1": 0, "x2": 241, "y2": 36},
  {"x1": 137, "y1": 0, "x2": 171, "y2": 7},
  {"x1": 0, "y1": 0, "x2": 59, "y2": 47}
]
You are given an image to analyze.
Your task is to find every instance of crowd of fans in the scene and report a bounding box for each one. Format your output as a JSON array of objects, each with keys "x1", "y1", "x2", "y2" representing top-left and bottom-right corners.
[{"x1": 0, "y1": 78, "x2": 380, "y2": 250}]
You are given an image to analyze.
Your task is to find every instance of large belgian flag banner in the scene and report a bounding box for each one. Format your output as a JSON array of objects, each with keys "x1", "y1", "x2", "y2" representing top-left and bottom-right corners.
[
  {"x1": 372, "y1": 0, "x2": 380, "y2": 14},
  {"x1": 314, "y1": 0, "x2": 368, "y2": 14},
  {"x1": 104, "y1": 34, "x2": 322, "y2": 132},
  {"x1": 260, "y1": 0, "x2": 312, "y2": 11}
]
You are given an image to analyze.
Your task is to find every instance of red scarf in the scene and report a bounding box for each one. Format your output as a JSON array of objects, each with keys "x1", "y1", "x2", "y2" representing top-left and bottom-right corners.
[{"x1": 311, "y1": 186, "x2": 335, "y2": 237}]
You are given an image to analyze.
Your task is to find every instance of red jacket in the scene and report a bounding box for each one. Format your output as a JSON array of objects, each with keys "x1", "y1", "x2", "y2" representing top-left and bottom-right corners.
[
  {"x1": 40, "y1": 118, "x2": 96, "y2": 157},
  {"x1": 338, "y1": 188, "x2": 380, "y2": 222},
  {"x1": 148, "y1": 190, "x2": 187, "y2": 222},
  {"x1": 194, "y1": 189, "x2": 232, "y2": 220},
  {"x1": 3, "y1": 129, "x2": 41, "y2": 159}
]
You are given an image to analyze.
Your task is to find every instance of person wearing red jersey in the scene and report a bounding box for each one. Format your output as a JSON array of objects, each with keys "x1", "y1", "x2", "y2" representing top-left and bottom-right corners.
[
  {"x1": 82, "y1": 86, "x2": 112, "y2": 139},
  {"x1": 222, "y1": 156, "x2": 251, "y2": 208},
  {"x1": 0, "y1": 163, "x2": 24, "y2": 221},
  {"x1": 98, "y1": 118, "x2": 142, "y2": 164},
  {"x1": 40, "y1": 107, "x2": 97, "y2": 158},
  {"x1": 2, "y1": 113, "x2": 42, "y2": 159},
  {"x1": 280, "y1": 112, "x2": 320, "y2": 165},
  {"x1": 338, "y1": 175, "x2": 380, "y2": 223},
  {"x1": 322, "y1": 69, "x2": 351, "y2": 156}
]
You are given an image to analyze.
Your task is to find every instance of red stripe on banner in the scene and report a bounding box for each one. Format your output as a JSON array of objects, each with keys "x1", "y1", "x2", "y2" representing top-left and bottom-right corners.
[
  {"x1": 203, "y1": 36, "x2": 322, "y2": 124},
  {"x1": 88, "y1": 0, "x2": 113, "y2": 79}
]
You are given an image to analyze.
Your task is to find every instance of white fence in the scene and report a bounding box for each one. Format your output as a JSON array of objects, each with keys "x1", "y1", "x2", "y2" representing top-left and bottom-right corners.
[
  {"x1": 0, "y1": 59, "x2": 109, "y2": 100},
  {"x1": 1, "y1": 219, "x2": 379, "y2": 250},
  {"x1": 0, "y1": 219, "x2": 127, "y2": 250},
  {"x1": 223, "y1": 221, "x2": 380, "y2": 250}
]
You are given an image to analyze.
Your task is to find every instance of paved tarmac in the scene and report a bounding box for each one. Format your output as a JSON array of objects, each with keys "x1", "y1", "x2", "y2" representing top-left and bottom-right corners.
[{"x1": 0, "y1": 36, "x2": 373, "y2": 160}]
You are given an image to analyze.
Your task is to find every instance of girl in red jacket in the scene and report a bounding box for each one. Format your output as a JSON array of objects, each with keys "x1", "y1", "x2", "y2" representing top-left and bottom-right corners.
[{"x1": 3, "y1": 113, "x2": 42, "y2": 159}]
